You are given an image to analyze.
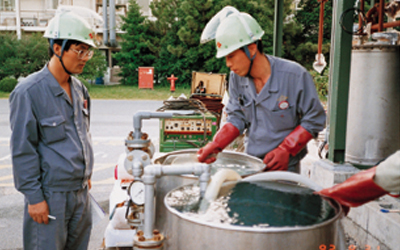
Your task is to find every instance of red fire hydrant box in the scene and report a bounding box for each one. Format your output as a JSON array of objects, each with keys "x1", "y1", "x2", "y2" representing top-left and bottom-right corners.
[{"x1": 138, "y1": 67, "x2": 154, "y2": 89}]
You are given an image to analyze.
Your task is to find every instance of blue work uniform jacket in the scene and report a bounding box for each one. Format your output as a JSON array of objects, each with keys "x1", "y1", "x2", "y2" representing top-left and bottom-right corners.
[
  {"x1": 226, "y1": 55, "x2": 326, "y2": 165},
  {"x1": 9, "y1": 66, "x2": 94, "y2": 205}
]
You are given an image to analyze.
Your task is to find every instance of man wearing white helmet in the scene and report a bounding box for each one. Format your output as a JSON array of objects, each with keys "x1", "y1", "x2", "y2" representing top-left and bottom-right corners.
[
  {"x1": 197, "y1": 7, "x2": 326, "y2": 173},
  {"x1": 9, "y1": 10, "x2": 96, "y2": 250}
]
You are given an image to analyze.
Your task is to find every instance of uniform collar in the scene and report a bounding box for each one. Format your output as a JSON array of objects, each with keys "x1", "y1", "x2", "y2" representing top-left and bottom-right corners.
[
  {"x1": 264, "y1": 55, "x2": 279, "y2": 93},
  {"x1": 241, "y1": 55, "x2": 278, "y2": 104},
  {"x1": 43, "y1": 64, "x2": 68, "y2": 97},
  {"x1": 235, "y1": 54, "x2": 280, "y2": 103}
]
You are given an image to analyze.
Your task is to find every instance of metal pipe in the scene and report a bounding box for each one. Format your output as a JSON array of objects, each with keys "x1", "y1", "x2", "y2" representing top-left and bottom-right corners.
[
  {"x1": 371, "y1": 20, "x2": 400, "y2": 30},
  {"x1": 379, "y1": 0, "x2": 384, "y2": 32},
  {"x1": 143, "y1": 164, "x2": 210, "y2": 183},
  {"x1": 318, "y1": 0, "x2": 325, "y2": 55},
  {"x1": 327, "y1": 0, "x2": 353, "y2": 163},
  {"x1": 199, "y1": 170, "x2": 211, "y2": 198},
  {"x1": 132, "y1": 160, "x2": 143, "y2": 179},
  {"x1": 142, "y1": 174, "x2": 156, "y2": 239},
  {"x1": 102, "y1": 0, "x2": 108, "y2": 46},
  {"x1": 142, "y1": 163, "x2": 210, "y2": 239},
  {"x1": 109, "y1": 0, "x2": 117, "y2": 47},
  {"x1": 359, "y1": 0, "x2": 364, "y2": 34},
  {"x1": 133, "y1": 111, "x2": 196, "y2": 139},
  {"x1": 15, "y1": 0, "x2": 21, "y2": 40},
  {"x1": 273, "y1": 0, "x2": 283, "y2": 57}
]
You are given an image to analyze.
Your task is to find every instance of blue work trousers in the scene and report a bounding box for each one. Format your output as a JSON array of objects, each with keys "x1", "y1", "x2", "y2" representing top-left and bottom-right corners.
[{"x1": 23, "y1": 187, "x2": 92, "y2": 250}]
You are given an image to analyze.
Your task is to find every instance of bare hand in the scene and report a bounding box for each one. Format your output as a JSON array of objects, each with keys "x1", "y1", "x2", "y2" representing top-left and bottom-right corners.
[
  {"x1": 88, "y1": 179, "x2": 92, "y2": 190},
  {"x1": 28, "y1": 200, "x2": 49, "y2": 224}
]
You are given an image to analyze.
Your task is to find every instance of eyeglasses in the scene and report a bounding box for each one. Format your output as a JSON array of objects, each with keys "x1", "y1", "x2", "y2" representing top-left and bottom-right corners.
[{"x1": 70, "y1": 48, "x2": 94, "y2": 60}]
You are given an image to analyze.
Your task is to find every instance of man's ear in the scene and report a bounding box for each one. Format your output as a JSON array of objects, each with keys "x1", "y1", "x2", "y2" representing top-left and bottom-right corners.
[
  {"x1": 52, "y1": 43, "x2": 62, "y2": 57},
  {"x1": 247, "y1": 43, "x2": 258, "y2": 57}
]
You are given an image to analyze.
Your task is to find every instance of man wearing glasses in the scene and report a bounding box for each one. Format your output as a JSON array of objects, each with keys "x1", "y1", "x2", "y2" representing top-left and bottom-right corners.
[{"x1": 9, "y1": 10, "x2": 97, "y2": 250}]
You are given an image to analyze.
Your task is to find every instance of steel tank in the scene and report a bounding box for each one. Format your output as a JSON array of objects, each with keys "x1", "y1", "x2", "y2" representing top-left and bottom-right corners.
[
  {"x1": 153, "y1": 149, "x2": 265, "y2": 235},
  {"x1": 163, "y1": 179, "x2": 343, "y2": 250},
  {"x1": 346, "y1": 44, "x2": 400, "y2": 166}
]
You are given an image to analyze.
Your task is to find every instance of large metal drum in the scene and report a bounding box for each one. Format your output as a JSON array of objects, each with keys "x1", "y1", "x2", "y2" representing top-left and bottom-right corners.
[
  {"x1": 346, "y1": 45, "x2": 400, "y2": 166},
  {"x1": 163, "y1": 179, "x2": 343, "y2": 249},
  {"x1": 153, "y1": 149, "x2": 265, "y2": 235}
]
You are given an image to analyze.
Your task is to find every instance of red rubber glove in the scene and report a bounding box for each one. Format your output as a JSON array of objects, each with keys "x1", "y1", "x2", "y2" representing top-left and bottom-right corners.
[
  {"x1": 263, "y1": 147, "x2": 290, "y2": 171},
  {"x1": 197, "y1": 123, "x2": 240, "y2": 164},
  {"x1": 263, "y1": 125, "x2": 313, "y2": 171},
  {"x1": 315, "y1": 167, "x2": 389, "y2": 208}
]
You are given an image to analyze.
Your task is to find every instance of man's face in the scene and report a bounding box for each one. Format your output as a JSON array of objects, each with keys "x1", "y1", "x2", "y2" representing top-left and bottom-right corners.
[
  {"x1": 62, "y1": 43, "x2": 92, "y2": 74},
  {"x1": 225, "y1": 49, "x2": 250, "y2": 77}
]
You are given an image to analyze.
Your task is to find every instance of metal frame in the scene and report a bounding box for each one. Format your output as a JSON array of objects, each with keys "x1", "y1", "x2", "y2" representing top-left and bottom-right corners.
[
  {"x1": 273, "y1": 0, "x2": 283, "y2": 57},
  {"x1": 327, "y1": 0, "x2": 354, "y2": 163}
]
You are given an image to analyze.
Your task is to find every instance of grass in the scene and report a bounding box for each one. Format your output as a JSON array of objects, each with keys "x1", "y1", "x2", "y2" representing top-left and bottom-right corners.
[
  {"x1": 0, "y1": 84, "x2": 193, "y2": 100},
  {"x1": 86, "y1": 84, "x2": 192, "y2": 100},
  {"x1": 1, "y1": 73, "x2": 329, "y2": 102},
  {"x1": 0, "y1": 92, "x2": 8, "y2": 98}
]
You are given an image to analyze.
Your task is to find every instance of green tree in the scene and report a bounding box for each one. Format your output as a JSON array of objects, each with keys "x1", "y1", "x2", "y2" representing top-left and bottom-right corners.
[
  {"x1": 284, "y1": 0, "x2": 333, "y2": 70},
  {"x1": 119, "y1": 0, "x2": 323, "y2": 88},
  {"x1": 295, "y1": 0, "x2": 332, "y2": 43},
  {"x1": 114, "y1": 0, "x2": 156, "y2": 85},
  {"x1": 163, "y1": 0, "x2": 297, "y2": 85},
  {"x1": 145, "y1": 0, "x2": 183, "y2": 86},
  {"x1": 165, "y1": 0, "x2": 221, "y2": 84},
  {"x1": 144, "y1": 0, "x2": 229, "y2": 86},
  {"x1": 146, "y1": 0, "x2": 181, "y2": 57},
  {"x1": 0, "y1": 77, "x2": 18, "y2": 93},
  {"x1": 80, "y1": 49, "x2": 108, "y2": 82},
  {"x1": 149, "y1": 0, "x2": 278, "y2": 86},
  {"x1": 0, "y1": 33, "x2": 17, "y2": 80},
  {"x1": 0, "y1": 33, "x2": 48, "y2": 80}
]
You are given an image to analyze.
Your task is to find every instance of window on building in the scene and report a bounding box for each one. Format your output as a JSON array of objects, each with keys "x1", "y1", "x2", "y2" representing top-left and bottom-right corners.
[
  {"x1": 0, "y1": 0, "x2": 15, "y2": 11},
  {"x1": 44, "y1": 0, "x2": 59, "y2": 9},
  {"x1": 59, "y1": 0, "x2": 73, "y2": 5},
  {"x1": 116, "y1": 0, "x2": 129, "y2": 4},
  {"x1": 96, "y1": 0, "x2": 129, "y2": 5}
]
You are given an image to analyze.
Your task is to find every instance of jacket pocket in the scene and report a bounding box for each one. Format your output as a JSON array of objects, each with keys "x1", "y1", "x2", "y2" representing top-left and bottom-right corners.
[
  {"x1": 40, "y1": 115, "x2": 66, "y2": 144},
  {"x1": 269, "y1": 106, "x2": 297, "y2": 132}
]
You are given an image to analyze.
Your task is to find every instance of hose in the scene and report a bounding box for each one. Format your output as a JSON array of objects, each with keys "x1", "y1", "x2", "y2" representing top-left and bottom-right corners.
[
  {"x1": 198, "y1": 169, "x2": 242, "y2": 213},
  {"x1": 156, "y1": 98, "x2": 208, "y2": 112},
  {"x1": 242, "y1": 171, "x2": 323, "y2": 191},
  {"x1": 199, "y1": 171, "x2": 323, "y2": 214},
  {"x1": 339, "y1": 7, "x2": 366, "y2": 35}
]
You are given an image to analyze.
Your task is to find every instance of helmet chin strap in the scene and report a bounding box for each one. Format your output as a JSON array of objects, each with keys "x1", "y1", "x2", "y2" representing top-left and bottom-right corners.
[
  {"x1": 50, "y1": 39, "x2": 73, "y2": 75},
  {"x1": 243, "y1": 42, "x2": 257, "y2": 78}
]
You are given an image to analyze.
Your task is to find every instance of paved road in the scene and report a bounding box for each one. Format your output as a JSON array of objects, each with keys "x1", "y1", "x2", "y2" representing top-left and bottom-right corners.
[{"x1": 0, "y1": 99, "x2": 163, "y2": 250}]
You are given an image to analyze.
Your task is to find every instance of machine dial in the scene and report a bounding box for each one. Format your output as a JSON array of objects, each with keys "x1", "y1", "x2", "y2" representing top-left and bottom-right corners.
[{"x1": 128, "y1": 181, "x2": 145, "y2": 205}]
